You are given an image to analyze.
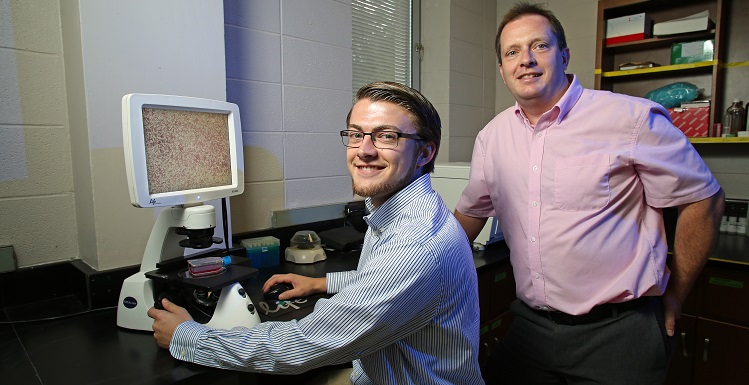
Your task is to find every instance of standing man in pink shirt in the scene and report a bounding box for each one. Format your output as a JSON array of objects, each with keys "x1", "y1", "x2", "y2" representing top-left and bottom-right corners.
[{"x1": 455, "y1": 2, "x2": 725, "y2": 384}]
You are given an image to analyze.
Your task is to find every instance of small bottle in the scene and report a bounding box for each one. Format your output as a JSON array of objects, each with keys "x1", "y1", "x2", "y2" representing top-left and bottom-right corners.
[
  {"x1": 727, "y1": 216, "x2": 738, "y2": 234},
  {"x1": 737, "y1": 217, "x2": 747, "y2": 236},
  {"x1": 723, "y1": 99, "x2": 745, "y2": 136}
]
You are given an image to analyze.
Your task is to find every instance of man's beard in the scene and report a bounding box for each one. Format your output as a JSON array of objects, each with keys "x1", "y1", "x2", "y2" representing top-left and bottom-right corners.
[{"x1": 352, "y1": 163, "x2": 418, "y2": 201}]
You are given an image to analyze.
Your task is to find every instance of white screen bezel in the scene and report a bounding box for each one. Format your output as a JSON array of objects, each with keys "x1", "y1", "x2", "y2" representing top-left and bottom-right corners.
[{"x1": 122, "y1": 93, "x2": 244, "y2": 208}]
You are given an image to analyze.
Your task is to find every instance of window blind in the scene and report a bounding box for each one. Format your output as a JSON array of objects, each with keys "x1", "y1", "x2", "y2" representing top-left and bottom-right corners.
[{"x1": 352, "y1": 0, "x2": 415, "y2": 94}]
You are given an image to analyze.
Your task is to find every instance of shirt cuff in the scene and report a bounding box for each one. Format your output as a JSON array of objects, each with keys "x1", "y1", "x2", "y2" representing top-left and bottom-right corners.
[
  {"x1": 169, "y1": 320, "x2": 210, "y2": 362},
  {"x1": 326, "y1": 270, "x2": 355, "y2": 293}
]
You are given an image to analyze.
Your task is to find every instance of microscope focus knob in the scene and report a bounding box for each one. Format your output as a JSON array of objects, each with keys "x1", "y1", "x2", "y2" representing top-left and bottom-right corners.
[{"x1": 247, "y1": 303, "x2": 256, "y2": 314}]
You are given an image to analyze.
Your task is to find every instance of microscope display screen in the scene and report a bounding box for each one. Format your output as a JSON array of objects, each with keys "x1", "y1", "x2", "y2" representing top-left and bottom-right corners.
[
  {"x1": 122, "y1": 93, "x2": 244, "y2": 208},
  {"x1": 142, "y1": 108, "x2": 232, "y2": 195}
]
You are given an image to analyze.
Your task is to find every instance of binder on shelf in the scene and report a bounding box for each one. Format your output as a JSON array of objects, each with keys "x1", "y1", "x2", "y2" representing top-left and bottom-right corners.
[{"x1": 653, "y1": 11, "x2": 714, "y2": 36}]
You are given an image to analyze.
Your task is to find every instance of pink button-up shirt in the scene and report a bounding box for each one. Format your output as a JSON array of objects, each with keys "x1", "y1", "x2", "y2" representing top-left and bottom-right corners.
[{"x1": 457, "y1": 75, "x2": 720, "y2": 315}]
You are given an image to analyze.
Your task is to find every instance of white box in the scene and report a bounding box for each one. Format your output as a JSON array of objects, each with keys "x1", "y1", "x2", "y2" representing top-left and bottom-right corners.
[
  {"x1": 432, "y1": 162, "x2": 503, "y2": 246},
  {"x1": 605, "y1": 13, "x2": 651, "y2": 45},
  {"x1": 653, "y1": 11, "x2": 714, "y2": 36}
]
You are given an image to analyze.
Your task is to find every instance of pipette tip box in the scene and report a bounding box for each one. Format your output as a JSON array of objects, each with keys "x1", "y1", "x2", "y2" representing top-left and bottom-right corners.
[{"x1": 241, "y1": 236, "x2": 280, "y2": 268}]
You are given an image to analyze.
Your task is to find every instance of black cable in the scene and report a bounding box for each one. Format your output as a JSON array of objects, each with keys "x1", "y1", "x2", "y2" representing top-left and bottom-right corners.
[{"x1": 221, "y1": 197, "x2": 230, "y2": 254}]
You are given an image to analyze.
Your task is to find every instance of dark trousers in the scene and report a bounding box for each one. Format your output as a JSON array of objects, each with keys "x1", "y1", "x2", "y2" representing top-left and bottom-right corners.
[{"x1": 483, "y1": 297, "x2": 675, "y2": 385}]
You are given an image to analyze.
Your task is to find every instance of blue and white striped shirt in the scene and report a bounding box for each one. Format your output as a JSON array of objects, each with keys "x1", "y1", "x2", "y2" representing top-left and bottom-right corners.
[{"x1": 169, "y1": 174, "x2": 483, "y2": 384}]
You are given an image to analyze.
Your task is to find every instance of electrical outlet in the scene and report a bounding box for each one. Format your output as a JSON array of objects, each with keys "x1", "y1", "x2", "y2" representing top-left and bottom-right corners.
[{"x1": 0, "y1": 245, "x2": 17, "y2": 273}]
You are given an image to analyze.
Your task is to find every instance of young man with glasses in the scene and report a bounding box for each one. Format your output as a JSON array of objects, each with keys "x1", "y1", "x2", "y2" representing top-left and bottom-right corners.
[{"x1": 149, "y1": 82, "x2": 484, "y2": 384}]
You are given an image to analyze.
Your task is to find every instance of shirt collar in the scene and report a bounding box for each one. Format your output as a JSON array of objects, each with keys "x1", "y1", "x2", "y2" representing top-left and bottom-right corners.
[
  {"x1": 364, "y1": 173, "x2": 432, "y2": 232},
  {"x1": 513, "y1": 74, "x2": 583, "y2": 126}
]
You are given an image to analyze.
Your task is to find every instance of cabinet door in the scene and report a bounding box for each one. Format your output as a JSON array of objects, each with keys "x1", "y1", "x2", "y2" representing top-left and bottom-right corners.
[
  {"x1": 693, "y1": 317, "x2": 749, "y2": 385},
  {"x1": 479, "y1": 311, "x2": 514, "y2": 369},
  {"x1": 700, "y1": 263, "x2": 749, "y2": 327},
  {"x1": 477, "y1": 261, "x2": 515, "y2": 324},
  {"x1": 665, "y1": 314, "x2": 696, "y2": 385}
]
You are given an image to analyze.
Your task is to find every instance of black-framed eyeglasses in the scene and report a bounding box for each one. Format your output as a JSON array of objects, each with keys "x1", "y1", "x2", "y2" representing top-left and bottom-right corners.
[{"x1": 339, "y1": 130, "x2": 423, "y2": 149}]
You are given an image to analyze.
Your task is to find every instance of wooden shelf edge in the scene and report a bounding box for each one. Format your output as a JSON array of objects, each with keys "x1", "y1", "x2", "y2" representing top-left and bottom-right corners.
[
  {"x1": 689, "y1": 137, "x2": 749, "y2": 143},
  {"x1": 596, "y1": 61, "x2": 717, "y2": 77},
  {"x1": 709, "y1": 257, "x2": 749, "y2": 266}
]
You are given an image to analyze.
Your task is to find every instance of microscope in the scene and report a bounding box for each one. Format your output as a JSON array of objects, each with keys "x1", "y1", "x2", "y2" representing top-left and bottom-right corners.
[
  {"x1": 117, "y1": 93, "x2": 260, "y2": 331},
  {"x1": 116, "y1": 203, "x2": 261, "y2": 331}
]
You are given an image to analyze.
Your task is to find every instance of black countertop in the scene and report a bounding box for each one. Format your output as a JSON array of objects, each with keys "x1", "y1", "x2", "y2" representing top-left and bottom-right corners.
[
  {"x1": 1, "y1": 245, "x2": 511, "y2": 385},
  {"x1": 710, "y1": 233, "x2": 749, "y2": 265}
]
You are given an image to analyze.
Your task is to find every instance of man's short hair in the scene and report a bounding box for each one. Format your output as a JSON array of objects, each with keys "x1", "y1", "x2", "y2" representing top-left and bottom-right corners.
[
  {"x1": 495, "y1": 2, "x2": 568, "y2": 64},
  {"x1": 347, "y1": 82, "x2": 441, "y2": 174}
]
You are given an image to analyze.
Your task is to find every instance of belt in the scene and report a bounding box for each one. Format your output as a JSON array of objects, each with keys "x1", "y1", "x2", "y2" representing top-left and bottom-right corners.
[{"x1": 528, "y1": 297, "x2": 650, "y2": 326}]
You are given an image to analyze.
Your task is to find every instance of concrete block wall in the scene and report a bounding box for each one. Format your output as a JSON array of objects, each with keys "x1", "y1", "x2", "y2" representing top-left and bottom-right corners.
[
  {"x1": 0, "y1": 0, "x2": 78, "y2": 267},
  {"x1": 421, "y1": 0, "x2": 499, "y2": 163},
  {"x1": 1, "y1": 0, "x2": 229, "y2": 271},
  {"x1": 224, "y1": 0, "x2": 354, "y2": 234},
  {"x1": 1, "y1": 0, "x2": 746, "y2": 272}
]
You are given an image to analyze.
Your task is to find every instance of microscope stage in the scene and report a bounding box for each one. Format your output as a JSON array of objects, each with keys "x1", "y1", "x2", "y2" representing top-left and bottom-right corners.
[{"x1": 145, "y1": 264, "x2": 258, "y2": 292}]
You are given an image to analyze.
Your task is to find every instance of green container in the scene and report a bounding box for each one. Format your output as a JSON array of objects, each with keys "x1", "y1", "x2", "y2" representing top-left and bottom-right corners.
[
  {"x1": 671, "y1": 39, "x2": 714, "y2": 65},
  {"x1": 241, "y1": 236, "x2": 280, "y2": 268}
]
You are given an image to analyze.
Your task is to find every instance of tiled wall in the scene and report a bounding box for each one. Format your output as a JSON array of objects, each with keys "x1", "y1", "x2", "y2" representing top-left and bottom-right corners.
[
  {"x1": 1, "y1": 0, "x2": 747, "y2": 273},
  {"x1": 422, "y1": 0, "x2": 598, "y2": 163},
  {"x1": 422, "y1": 0, "x2": 499, "y2": 162},
  {"x1": 224, "y1": 0, "x2": 354, "y2": 234},
  {"x1": 0, "y1": 1, "x2": 79, "y2": 267}
]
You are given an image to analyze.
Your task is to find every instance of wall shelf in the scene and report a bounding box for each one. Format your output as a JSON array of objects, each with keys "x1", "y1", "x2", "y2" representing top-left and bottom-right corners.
[
  {"x1": 594, "y1": 0, "x2": 726, "y2": 127},
  {"x1": 689, "y1": 137, "x2": 749, "y2": 143},
  {"x1": 597, "y1": 60, "x2": 716, "y2": 77}
]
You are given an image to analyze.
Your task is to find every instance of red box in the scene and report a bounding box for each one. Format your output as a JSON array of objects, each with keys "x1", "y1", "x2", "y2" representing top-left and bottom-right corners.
[
  {"x1": 667, "y1": 106, "x2": 709, "y2": 137},
  {"x1": 605, "y1": 13, "x2": 651, "y2": 46}
]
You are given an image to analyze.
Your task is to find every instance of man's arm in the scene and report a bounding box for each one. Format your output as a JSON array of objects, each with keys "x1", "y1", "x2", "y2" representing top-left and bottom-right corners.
[
  {"x1": 663, "y1": 188, "x2": 725, "y2": 336},
  {"x1": 454, "y1": 210, "x2": 488, "y2": 244}
]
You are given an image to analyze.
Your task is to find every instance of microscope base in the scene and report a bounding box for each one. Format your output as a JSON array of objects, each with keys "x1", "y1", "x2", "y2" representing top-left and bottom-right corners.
[
  {"x1": 117, "y1": 272, "x2": 156, "y2": 331},
  {"x1": 116, "y1": 273, "x2": 261, "y2": 331},
  {"x1": 205, "y1": 282, "x2": 261, "y2": 330}
]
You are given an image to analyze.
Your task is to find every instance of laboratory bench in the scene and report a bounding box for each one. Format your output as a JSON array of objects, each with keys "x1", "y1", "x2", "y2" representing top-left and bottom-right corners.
[
  {"x1": 3, "y1": 228, "x2": 746, "y2": 385},
  {"x1": 0, "y1": 241, "x2": 511, "y2": 385}
]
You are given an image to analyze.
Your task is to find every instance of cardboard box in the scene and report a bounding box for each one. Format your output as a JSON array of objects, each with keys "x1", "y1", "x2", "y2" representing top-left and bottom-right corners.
[
  {"x1": 667, "y1": 106, "x2": 709, "y2": 137},
  {"x1": 605, "y1": 13, "x2": 651, "y2": 45},
  {"x1": 653, "y1": 10, "x2": 714, "y2": 36},
  {"x1": 671, "y1": 39, "x2": 714, "y2": 64}
]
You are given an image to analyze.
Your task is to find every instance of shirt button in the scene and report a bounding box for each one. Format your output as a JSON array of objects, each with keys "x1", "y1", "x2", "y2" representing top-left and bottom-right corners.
[
  {"x1": 541, "y1": 306, "x2": 549, "y2": 310},
  {"x1": 531, "y1": 237, "x2": 536, "y2": 243},
  {"x1": 532, "y1": 165, "x2": 539, "y2": 172},
  {"x1": 532, "y1": 201, "x2": 538, "y2": 207},
  {"x1": 534, "y1": 273, "x2": 540, "y2": 279},
  {"x1": 180, "y1": 349, "x2": 186, "y2": 357},
  {"x1": 536, "y1": 132, "x2": 543, "y2": 138}
]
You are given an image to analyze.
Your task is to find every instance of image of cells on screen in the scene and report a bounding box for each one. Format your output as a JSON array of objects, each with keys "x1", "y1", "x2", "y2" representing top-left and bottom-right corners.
[{"x1": 142, "y1": 108, "x2": 231, "y2": 195}]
